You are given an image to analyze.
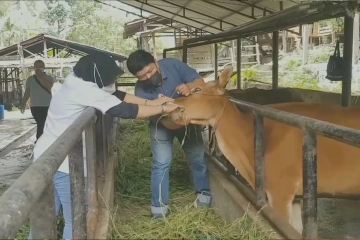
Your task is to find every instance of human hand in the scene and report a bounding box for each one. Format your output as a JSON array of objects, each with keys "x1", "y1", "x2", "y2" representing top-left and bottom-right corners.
[
  {"x1": 148, "y1": 96, "x2": 174, "y2": 106},
  {"x1": 162, "y1": 102, "x2": 182, "y2": 114},
  {"x1": 176, "y1": 84, "x2": 191, "y2": 96}
]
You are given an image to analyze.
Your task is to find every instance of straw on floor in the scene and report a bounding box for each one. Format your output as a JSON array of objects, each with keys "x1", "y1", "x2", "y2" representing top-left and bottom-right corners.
[{"x1": 110, "y1": 119, "x2": 275, "y2": 239}]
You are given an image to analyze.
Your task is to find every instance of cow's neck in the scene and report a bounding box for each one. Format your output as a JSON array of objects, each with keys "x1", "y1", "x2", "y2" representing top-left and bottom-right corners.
[{"x1": 213, "y1": 101, "x2": 256, "y2": 189}]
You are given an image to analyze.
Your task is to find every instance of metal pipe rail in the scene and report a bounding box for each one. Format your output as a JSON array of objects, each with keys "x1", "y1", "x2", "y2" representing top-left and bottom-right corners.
[
  {"x1": 0, "y1": 107, "x2": 117, "y2": 239},
  {"x1": 226, "y1": 97, "x2": 360, "y2": 239},
  {"x1": 182, "y1": 2, "x2": 349, "y2": 46}
]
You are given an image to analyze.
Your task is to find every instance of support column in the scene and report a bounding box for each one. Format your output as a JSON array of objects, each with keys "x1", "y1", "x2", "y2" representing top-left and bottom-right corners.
[
  {"x1": 214, "y1": 44, "x2": 218, "y2": 81},
  {"x1": 43, "y1": 40, "x2": 48, "y2": 58},
  {"x1": 342, "y1": 15, "x2": 355, "y2": 107},
  {"x1": 353, "y1": 13, "x2": 359, "y2": 65},
  {"x1": 282, "y1": 30, "x2": 288, "y2": 53},
  {"x1": 237, "y1": 38, "x2": 241, "y2": 89},
  {"x1": 272, "y1": 31, "x2": 279, "y2": 89},
  {"x1": 152, "y1": 32, "x2": 156, "y2": 58},
  {"x1": 302, "y1": 24, "x2": 310, "y2": 65}
]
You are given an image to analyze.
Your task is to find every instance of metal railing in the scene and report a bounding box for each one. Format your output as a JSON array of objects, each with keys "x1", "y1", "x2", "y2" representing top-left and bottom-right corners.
[
  {"x1": 211, "y1": 97, "x2": 360, "y2": 239},
  {"x1": 0, "y1": 107, "x2": 118, "y2": 239}
]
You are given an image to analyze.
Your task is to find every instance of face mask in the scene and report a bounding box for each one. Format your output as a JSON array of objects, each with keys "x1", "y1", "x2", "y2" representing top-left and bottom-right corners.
[
  {"x1": 143, "y1": 71, "x2": 162, "y2": 87},
  {"x1": 35, "y1": 68, "x2": 45, "y2": 72}
]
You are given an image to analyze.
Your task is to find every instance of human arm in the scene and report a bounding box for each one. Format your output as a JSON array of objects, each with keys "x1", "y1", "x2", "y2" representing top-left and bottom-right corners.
[
  {"x1": 112, "y1": 90, "x2": 174, "y2": 106},
  {"x1": 134, "y1": 83, "x2": 183, "y2": 128},
  {"x1": 35, "y1": 69, "x2": 54, "y2": 91},
  {"x1": 77, "y1": 85, "x2": 179, "y2": 119},
  {"x1": 106, "y1": 102, "x2": 179, "y2": 119},
  {"x1": 175, "y1": 60, "x2": 205, "y2": 96},
  {"x1": 20, "y1": 78, "x2": 31, "y2": 113}
]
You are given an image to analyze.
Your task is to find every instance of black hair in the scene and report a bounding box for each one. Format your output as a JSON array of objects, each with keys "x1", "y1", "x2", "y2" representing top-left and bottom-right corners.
[
  {"x1": 126, "y1": 50, "x2": 155, "y2": 75},
  {"x1": 34, "y1": 59, "x2": 44, "y2": 65},
  {"x1": 73, "y1": 52, "x2": 124, "y2": 88}
]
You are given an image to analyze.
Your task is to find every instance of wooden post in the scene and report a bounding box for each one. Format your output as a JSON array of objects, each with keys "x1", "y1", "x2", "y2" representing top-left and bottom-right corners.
[
  {"x1": 85, "y1": 119, "x2": 98, "y2": 239},
  {"x1": 302, "y1": 24, "x2": 310, "y2": 65},
  {"x1": 353, "y1": 13, "x2": 359, "y2": 65},
  {"x1": 282, "y1": 30, "x2": 288, "y2": 53},
  {"x1": 29, "y1": 183, "x2": 57, "y2": 239},
  {"x1": 69, "y1": 139, "x2": 87, "y2": 239},
  {"x1": 95, "y1": 111, "x2": 105, "y2": 176}
]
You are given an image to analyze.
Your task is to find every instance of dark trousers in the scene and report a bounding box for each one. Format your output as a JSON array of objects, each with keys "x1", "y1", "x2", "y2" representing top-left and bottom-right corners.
[{"x1": 30, "y1": 106, "x2": 49, "y2": 141}]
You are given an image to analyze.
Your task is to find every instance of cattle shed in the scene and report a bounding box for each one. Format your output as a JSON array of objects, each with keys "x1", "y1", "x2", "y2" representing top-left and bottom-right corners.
[
  {"x1": 110, "y1": 0, "x2": 359, "y2": 107},
  {"x1": 103, "y1": 1, "x2": 360, "y2": 239},
  {"x1": 0, "y1": 34, "x2": 128, "y2": 108},
  {"x1": 177, "y1": 1, "x2": 359, "y2": 108}
]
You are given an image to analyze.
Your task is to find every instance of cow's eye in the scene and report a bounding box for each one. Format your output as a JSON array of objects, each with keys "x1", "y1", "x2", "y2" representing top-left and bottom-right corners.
[{"x1": 194, "y1": 87, "x2": 201, "y2": 92}]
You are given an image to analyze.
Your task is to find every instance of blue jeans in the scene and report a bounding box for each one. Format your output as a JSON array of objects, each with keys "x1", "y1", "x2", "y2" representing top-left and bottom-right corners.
[
  {"x1": 150, "y1": 123, "x2": 211, "y2": 214},
  {"x1": 29, "y1": 171, "x2": 73, "y2": 239}
]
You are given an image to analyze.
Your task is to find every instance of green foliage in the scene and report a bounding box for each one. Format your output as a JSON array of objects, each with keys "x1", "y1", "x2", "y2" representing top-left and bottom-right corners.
[
  {"x1": 309, "y1": 53, "x2": 330, "y2": 64},
  {"x1": 40, "y1": 0, "x2": 70, "y2": 35},
  {"x1": 286, "y1": 60, "x2": 301, "y2": 70},
  {"x1": 320, "y1": 17, "x2": 344, "y2": 33},
  {"x1": 243, "y1": 66, "x2": 259, "y2": 80},
  {"x1": 1, "y1": 17, "x2": 20, "y2": 47},
  {"x1": 285, "y1": 72, "x2": 322, "y2": 91},
  {"x1": 67, "y1": 16, "x2": 137, "y2": 55}
]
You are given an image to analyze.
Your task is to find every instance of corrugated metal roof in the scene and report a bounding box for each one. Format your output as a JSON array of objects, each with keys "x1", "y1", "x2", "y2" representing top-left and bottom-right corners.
[
  {"x1": 116, "y1": 0, "x2": 301, "y2": 34},
  {"x1": 0, "y1": 34, "x2": 128, "y2": 62}
]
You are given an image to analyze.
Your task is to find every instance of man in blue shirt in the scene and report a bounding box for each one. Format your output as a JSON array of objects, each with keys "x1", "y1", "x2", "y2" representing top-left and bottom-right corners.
[{"x1": 127, "y1": 50, "x2": 211, "y2": 219}]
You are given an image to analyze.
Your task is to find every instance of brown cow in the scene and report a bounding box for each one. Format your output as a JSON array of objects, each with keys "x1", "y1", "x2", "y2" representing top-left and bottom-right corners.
[{"x1": 167, "y1": 66, "x2": 360, "y2": 235}]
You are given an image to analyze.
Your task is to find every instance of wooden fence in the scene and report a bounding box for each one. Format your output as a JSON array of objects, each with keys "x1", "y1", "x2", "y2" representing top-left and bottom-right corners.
[{"x1": 0, "y1": 108, "x2": 118, "y2": 239}]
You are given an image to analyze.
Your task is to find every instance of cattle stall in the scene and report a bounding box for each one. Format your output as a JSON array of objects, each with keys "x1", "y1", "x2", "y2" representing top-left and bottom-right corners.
[
  {"x1": 161, "y1": 1, "x2": 360, "y2": 239},
  {"x1": 0, "y1": 67, "x2": 22, "y2": 110}
]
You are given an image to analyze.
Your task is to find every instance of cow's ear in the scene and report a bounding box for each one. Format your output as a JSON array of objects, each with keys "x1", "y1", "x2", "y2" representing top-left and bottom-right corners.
[{"x1": 218, "y1": 66, "x2": 233, "y2": 89}]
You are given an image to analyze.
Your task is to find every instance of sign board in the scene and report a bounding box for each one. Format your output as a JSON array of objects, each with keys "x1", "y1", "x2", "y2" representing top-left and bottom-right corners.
[{"x1": 0, "y1": 55, "x2": 21, "y2": 61}]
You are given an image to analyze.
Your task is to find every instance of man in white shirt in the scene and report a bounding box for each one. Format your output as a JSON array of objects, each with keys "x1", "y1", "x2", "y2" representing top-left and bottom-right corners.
[{"x1": 21, "y1": 60, "x2": 55, "y2": 142}]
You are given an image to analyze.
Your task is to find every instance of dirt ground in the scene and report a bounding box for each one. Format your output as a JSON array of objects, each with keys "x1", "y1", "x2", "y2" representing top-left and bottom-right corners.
[{"x1": 0, "y1": 134, "x2": 35, "y2": 186}]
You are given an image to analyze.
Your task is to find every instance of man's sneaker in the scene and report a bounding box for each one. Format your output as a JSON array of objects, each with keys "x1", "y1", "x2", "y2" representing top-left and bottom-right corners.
[
  {"x1": 151, "y1": 205, "x2": 170, "y2": 220},
  {"x1": 152, "y1": 211, "x2": 170, "y2": 220},
  {"x1": 194, "y1": 192, "x2": 212, "y2": 209}
]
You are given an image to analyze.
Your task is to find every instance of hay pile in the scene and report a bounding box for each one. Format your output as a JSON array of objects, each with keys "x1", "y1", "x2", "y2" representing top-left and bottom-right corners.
[{"x1": 111, "y1": 119, "x2": 275, "y2": 239}]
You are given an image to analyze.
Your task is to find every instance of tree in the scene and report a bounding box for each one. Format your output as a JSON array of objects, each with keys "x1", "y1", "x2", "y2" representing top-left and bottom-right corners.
[
  {"x1": 67, "y1": 15, "x2": 137, "y2": 55},
  {"x1": 40, "y1": 0, "x2": 69, "y2": 35},
  {"x1": 1, "y1": 17, "x2": 20, "y2": 47},
  {"x1": 40, "y1": 0, "x2": 102, "y2": 36}
]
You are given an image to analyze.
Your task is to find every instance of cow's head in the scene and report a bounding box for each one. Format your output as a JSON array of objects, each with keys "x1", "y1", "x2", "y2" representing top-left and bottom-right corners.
[{"x1": 168, "y1": 66, "x2": 233, "y2": 126}]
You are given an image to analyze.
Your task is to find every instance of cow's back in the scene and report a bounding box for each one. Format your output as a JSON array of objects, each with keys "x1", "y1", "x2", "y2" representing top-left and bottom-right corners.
[{"x1": 227, "y1": 87, "x2": 303, "y2": 105}]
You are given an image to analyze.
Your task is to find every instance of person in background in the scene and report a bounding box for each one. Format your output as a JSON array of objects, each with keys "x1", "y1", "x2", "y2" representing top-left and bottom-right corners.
[
  {"x1": 21, "y1": 60, "x2": 55, "y2": 143},
  {"x1": 126, "y1": 49, "x2": 212, "y2": 220},
  {"x1": 28, "y1": 52, "x2": 179, "y2": 240}
]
